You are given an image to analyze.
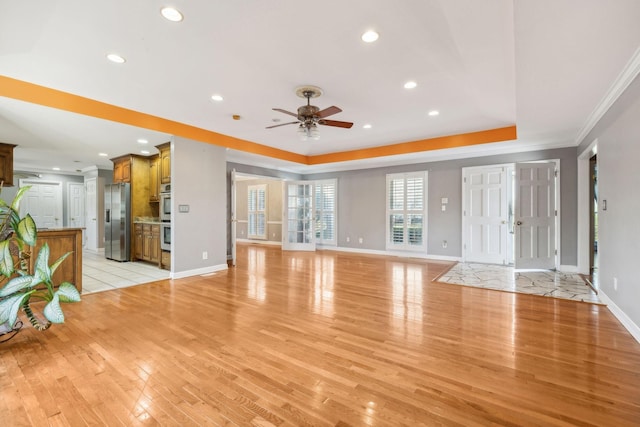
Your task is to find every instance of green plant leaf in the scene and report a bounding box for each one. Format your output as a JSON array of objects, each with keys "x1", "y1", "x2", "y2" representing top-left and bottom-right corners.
[
  {"x1": 43, "y1": 293, "x2": 64, "y2": 324},
  {"x1": 16, "y1": 214, "x2": 37, "y2": 246},
  {"x1": 34, "y1": 243, "x2": 52, "y2": 282},
  {"x1": 28, "y1": 270, "x2": 45, "y2": 289},
  {"x1": 0, "y1": 291, "x2": 32, "y2": 326},
  {"x1": 10, "y1": 185, "x2": 32, "y2": 212},
  {"x1": 0, "y1": 276, "x2": 33, "y2": 297},
  {"x1": 57, "y1": 282, "x2": 81, "y2": 303},
  {"x1": 0, "y1": 240, "x2": 14, "y2": 277},
  {"x1": 50, "y1": 251, "x2": 71, "y2": 276}
]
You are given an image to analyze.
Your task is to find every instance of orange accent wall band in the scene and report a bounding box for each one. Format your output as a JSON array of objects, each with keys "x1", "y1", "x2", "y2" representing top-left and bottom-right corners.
[
  {"x1": 0, "y1": 75, "x2": 517, "y2": 167},
  {"x1": 308, "y1": 126, "x2": 517, "y2": 165},
  {"x1": 0, "y1": 75, "x2": 307, "y2": 164}
]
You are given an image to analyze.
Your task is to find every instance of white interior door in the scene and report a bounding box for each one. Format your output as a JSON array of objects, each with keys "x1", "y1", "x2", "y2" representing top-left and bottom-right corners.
[
  {"x1": 514, "y1": 162, "x2": 556, "y2": 270},
  {"x1": 463, "y1": 166, "x2": 508, "y2": 264},
  {"x1": 19, "y1": 180, "x2": 63, "y2": 228},
  {"x1": 231, "y1": 168, "x2": 237, "y2": 266},
  {"x1": 282, "y1": 181, "x2": 315, "y2": 251},
  {"x1": 68, "y1": 182, "x2": 85, "y2": 228},
  {"x1": 85, "y1": 178, "x2": 98, "y2": 250}
]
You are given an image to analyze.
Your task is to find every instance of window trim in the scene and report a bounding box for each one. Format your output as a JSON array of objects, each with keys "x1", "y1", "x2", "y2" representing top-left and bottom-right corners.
[
  {"x1": 385, "y1": 171, "x2": 428, "y2": 252},
  {"x1": 314, "y1": 179, "x2": 338, "y2": 246}
]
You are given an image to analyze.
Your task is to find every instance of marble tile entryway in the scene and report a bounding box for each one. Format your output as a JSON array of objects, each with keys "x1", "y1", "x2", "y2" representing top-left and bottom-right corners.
[{"x1": 436, "y1": 263, "x2": 601, "y2": 304}]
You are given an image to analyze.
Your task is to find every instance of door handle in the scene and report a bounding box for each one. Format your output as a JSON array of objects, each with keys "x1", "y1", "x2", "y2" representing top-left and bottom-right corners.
[{"x1": 516, "y1": 221, "x2": 523, "y2": 226}]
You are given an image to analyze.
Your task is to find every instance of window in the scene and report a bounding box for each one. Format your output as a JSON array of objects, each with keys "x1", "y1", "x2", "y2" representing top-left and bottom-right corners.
[
  {"x1": 314, "y1": 179, "x2": 337, "y2": 245},
  {"x1": 248, "y1": 184, "x2": 267, "y2": 239},
  {"x1": 386, "y1": 172, "x2": 427, "y2": 251}
]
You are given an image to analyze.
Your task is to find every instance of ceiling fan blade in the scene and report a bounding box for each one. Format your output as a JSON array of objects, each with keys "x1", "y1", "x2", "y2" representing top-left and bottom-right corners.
[
  {"x1": 273, "y1": 108, "x2": 298, "y2": 118},
  {"x1": 266, "y1": 121, "x2": 299, "y2": 129},
  {"x1": 318, "y1": 119, "x2": 353, "y2": 129},
  {"x1": 316, "y1": 106, "x2": 342, "y2": 118}
]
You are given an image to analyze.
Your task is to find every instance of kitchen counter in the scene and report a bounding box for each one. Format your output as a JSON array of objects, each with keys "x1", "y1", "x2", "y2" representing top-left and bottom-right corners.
[
  {"x1": 134, "y1": 217, "x2": 162, "y2": 224},
  {"x1": 33, "y1": 228, "x2": 82, "y2": 292}
]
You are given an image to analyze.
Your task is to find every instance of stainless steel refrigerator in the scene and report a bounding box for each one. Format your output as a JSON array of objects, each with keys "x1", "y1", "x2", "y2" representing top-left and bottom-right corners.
[{"x1": 104, "y1": 183, "x2": 131, "y2": 261}]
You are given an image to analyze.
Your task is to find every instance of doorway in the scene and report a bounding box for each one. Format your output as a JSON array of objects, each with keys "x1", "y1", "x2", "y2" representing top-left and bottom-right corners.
[
  {"x1": 589, "y1": 154, "x2": 598, "y2": 279},
  {"x1": 462, "y1": 160, "x2": 559, "y2": 269},
  {"x1": 18, "y1": 179, "x2": 63, "y2": 228}
]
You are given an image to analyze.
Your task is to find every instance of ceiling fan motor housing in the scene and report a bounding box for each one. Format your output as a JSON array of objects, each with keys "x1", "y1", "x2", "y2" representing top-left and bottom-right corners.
[{"x1": 298, "y1": 105, "x2": 320, "y2": 122}]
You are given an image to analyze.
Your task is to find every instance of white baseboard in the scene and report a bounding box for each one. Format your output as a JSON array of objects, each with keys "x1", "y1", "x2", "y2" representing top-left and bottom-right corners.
[
  {"x1": 598, "y1": 290, "x2": 640, "y2": 344},
  {"x1": 84, "y1": 247, "x2": 105, "y2": 254},
  {"x1": 170, "y1": 263, "x2": 228, "y2": 280},
  {"x1": 559, "y1": 264, "x2": 579, "y2": 273},
  {"x1": 318, "y1": 245, "x2": 461, "y2": 262},
  {"x1": 236, "y1": 238, "x2": 281, "y2": 246}
]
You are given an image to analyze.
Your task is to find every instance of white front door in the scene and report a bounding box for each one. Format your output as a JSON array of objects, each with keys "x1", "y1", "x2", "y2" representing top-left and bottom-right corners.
[
  {"x1": 282, "y1": 181, "x2": 315, "y2": 251},
  {"x1": 19, "y1": 180, "x2": 63, "y2": 228},
  {"x1": 463, "y1": 166, "x2": 509, "y2": 264},
  {"x1": 514, "y1": 162, "x2": 556, "y2": 270},
  {"x1": 68, "y1": 182, "x2": 85, "y2": 228}
]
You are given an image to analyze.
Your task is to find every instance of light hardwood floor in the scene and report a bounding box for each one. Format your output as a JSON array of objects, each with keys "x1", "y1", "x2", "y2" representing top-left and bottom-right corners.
[{"x1": 1, "y1": 243, "x2": 639, "y2": 426}]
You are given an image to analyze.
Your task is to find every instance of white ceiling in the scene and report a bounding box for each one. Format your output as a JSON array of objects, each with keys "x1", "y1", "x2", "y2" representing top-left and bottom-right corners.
[{"x1": 1, "y1": 0, "x2": 639, "y2": 175}]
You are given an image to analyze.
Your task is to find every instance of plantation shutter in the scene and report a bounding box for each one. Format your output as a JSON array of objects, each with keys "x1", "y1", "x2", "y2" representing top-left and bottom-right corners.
[
  {"x1": 314, "y1": 179, "x2": 337, "y2": 245},
  {"x1": 248, "y1": 184, "x2": 267, "y2": 239},
  {"x1": 386, "y1": 172, "x2": 427, "y2": 251}
]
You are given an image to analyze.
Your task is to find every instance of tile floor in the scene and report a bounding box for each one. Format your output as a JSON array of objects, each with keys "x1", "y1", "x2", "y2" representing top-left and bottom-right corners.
[
  {"x1": 436, "y1": 263, "x2": 601, "y2": 304},
  {"x1": 82, "y1": 250, "x2": 170, "y2": 294}
]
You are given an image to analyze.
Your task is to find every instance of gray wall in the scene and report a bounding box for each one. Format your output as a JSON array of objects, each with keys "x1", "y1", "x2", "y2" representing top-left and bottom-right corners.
[
  {"x1": 305, "y1": 146, "x2": 577, "y2": 264},
  {"x1": 172, "y1": 137, "x2": 227, "y2": 274},
  {"x1": 579, "y1": 73, "x2": 640, "y2": 329}
]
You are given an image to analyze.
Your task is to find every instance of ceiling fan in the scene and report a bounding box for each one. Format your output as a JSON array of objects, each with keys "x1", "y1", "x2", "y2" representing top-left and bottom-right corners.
[{"x1": 266, "y1": 86, "x2": 353, "y2": 140}]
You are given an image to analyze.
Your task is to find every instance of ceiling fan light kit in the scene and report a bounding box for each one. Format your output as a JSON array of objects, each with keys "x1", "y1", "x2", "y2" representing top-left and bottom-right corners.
[{"x1": 267, "y1": 85, "x2": 354, "y2": 140}]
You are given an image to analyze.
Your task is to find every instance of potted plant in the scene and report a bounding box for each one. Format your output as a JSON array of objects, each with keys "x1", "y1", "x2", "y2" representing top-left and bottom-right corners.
[{"x1": 0, "y1": 185, "x2": 81, "y2": 337}]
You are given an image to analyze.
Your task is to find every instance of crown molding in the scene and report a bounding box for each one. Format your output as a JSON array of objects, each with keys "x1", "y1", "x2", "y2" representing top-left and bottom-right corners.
[{"x1": 575, "y1": 47, "x2": 640, "y2": 145}]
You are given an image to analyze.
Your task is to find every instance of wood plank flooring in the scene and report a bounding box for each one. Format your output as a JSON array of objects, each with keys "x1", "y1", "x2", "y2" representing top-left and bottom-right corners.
[{"x1": 1, "y1": 243, "x2": 639, "y2": 426}]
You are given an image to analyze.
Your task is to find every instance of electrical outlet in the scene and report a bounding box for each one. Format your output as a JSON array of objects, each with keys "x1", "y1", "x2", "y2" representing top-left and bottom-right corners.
[
  {"x1": 202, "y1": 251, "x2": 208, "y2": 260},
  {"x1": 613, "y1": 277, "x2": 618, "y2": 291},
  {"x1": 442, "y1": 240, "x2": 447, "y2": 248},
  {"x1": 358, "y1": 237, "x2": 363, "y2": 244},
  {"x1": 346, "y1": 237, "x2": 350, "y2": 243}
]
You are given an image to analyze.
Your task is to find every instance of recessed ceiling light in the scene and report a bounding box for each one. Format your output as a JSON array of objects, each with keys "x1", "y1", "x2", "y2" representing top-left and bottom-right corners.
[
  {"x1": 211, "y1": 94, "x2": 224, "y2": 102},
  {"x1": 428, "y1": 110, "x2": 440, "y2": 116},
  {"x1": 160, "y1": 7, "x2": 183, "y2": 22},
  {"x1": 363, "y1": 124, "x2": 372, "y2": 129},
  {"x1": 106, "y1": 53, "x2": 126, "y2": 64},
  {"x1": 99, "y1": 152, "x2": 108, "y2": 157},
  {"x1": 404, "y1": 81, "x2": 417, "y2": 89},
  {"x1": 361, "y1": 30, "x2": 379, "y2": 43},
  {"x1": 52, "y1": 167, "x2": 60, "y2": 171},
  {"x1": 141, "y1": 150, "x2": 150, "y2": 155},
  {"x1": 137, "y1": 138, "x2": 149, "y2": 144}
]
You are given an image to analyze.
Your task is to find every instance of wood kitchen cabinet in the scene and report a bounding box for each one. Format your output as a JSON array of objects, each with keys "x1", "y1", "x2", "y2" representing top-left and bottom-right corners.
[
  {"x1": 135, "y1": 223, "x2": 160, "y2": 265},
  {"x1": 111, "y1": 154, "x2": 154, "y2": 260},
  {"x1": 112, "y1": 157, "x2": 131, "y2": 183},
  {"x1": 161, "y1": 250, "x2": 170, "y2": 271},
  {"x1": 0, "y1": 142, "x2": 16, "y2": 187},
  {"x1": 149, "y1": 155, "x2": 159, "y2": 202},
  {"x1": 134, "y1": 223, "x2": 144, "y2": 260},
  {"x1": 157, "y1": 142, "x2": 171, "y2": 184}
]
